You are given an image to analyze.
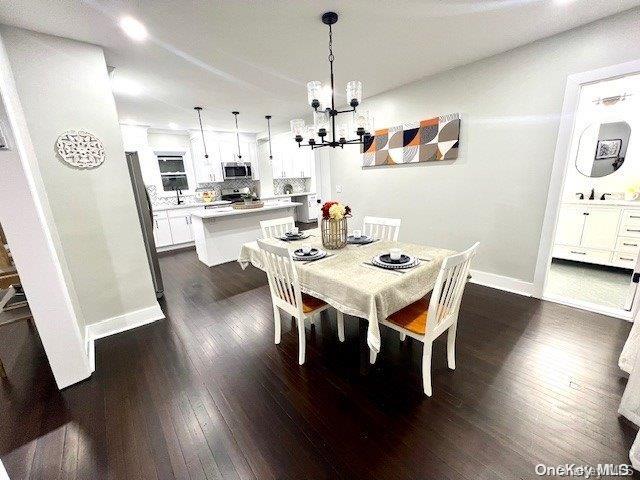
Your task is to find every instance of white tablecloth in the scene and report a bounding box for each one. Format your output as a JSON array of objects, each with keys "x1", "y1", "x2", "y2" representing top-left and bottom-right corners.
[{"x1": 238, "y1": 229, "x2": 454, "y2": 353}]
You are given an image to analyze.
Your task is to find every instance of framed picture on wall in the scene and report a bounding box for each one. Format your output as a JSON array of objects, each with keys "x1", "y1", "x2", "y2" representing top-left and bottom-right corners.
[{"x1": 595, "y1": 138, "x2": 622, "y2": 160}]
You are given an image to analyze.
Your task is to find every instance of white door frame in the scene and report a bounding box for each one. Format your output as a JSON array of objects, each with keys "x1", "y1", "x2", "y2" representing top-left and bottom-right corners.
[
  {"x1": 0, "y1": 37, "x2": 92, "y2": 388},
  {"x1": 533, "y1": 59, "x2": 640, "y2": 321}
]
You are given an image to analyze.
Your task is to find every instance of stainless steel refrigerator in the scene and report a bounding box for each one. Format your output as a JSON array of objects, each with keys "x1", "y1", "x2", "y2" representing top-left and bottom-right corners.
[{"x1": 126, "y1": 152, "x2": 164, "y2": 298}]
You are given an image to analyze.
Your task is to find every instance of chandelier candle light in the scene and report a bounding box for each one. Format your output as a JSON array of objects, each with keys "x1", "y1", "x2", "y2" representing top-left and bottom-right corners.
[{"x1": 290, "y1": 12, "x2": 373, "y2": 150}]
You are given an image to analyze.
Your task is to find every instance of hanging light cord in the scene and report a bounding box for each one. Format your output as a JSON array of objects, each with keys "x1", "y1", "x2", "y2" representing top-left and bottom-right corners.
[
  {"x1": 233, "y1": 112, "x2": 242, "y2": 159},
  {"x1": 266, "y1": 116, "x2": 273, "y2": 160},
  {"x1": 195, "y1": 107, "x2": 208, "y2": 159}
]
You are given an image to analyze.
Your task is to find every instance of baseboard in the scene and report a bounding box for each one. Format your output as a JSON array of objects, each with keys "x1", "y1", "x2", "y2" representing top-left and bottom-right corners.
[
  {"x1": 469, "y1": 269, "x2": 535, "y2": 297},
  {"x1": 543, "y1": 293, "x2": 633, "y2": 321},
  {"x1": 85, "y1": 303, "x2": 164, "y2": 371}
]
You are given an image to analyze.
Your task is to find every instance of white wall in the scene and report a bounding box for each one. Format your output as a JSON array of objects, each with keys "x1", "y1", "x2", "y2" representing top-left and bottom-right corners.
[
  {"x1": 563, "y1": 73, "x2": 639, "y2": 198},
  {"x1": 0, "y1": 35, "x2": 92, "y2": 388},
  {"x1": 0, "y1": 26, "x2": 160, "y2": 331},
  {"x1": 327, "y1": 8, "x2": 640, "y2": 283}
]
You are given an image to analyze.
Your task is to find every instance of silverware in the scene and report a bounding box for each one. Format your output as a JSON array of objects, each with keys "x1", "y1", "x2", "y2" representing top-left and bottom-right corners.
[
  {"x1": 357, "y1": 238, "x2": 381, "y2": 247},
  {"x1": 302, "y1": 253, "x2": 334, "y2": 265},
  {"x1": 361, "y1": 262, "x2": 405, "y2": 274}
]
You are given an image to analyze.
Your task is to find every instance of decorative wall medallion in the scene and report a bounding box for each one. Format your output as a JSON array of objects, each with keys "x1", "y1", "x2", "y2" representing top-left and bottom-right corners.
[
  {"x1": 55, "y1": 130, "x2": 106, "y2": 169},
  {"x1": 362, "y1": 113, "x2": 460, "y2": 167}
]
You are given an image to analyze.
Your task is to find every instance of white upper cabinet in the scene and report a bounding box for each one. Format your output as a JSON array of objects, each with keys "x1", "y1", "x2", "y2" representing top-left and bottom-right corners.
[
  {"x1": 190, "y1": 132, "x2": 259, "y2": 183},
  {"x1": 241, "y1": 139, "x2": 260, "y2": 180},
  {"x1": 190, "y1": 133, "x2": 223, "y2": 183},
  {"x1": 269, "y1": 133, "x2": 313, "y2": 179}
]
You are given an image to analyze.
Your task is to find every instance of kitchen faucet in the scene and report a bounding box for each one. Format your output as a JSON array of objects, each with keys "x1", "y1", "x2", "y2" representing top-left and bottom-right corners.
[{"x1": 175, "y1": 188, "x2": 183, "y2": 205}]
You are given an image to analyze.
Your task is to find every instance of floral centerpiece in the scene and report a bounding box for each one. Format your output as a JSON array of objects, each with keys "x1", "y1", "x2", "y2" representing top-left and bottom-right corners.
[{"x1": 320, "y1": 201, "x2": 351, "y2": 249}]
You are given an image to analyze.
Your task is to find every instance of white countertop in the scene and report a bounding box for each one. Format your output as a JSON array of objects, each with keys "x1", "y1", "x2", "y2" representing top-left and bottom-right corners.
[
  {"x1": 152, "y1": 203, "x2": 206, "y2": 212},
  {"x1": 192, "y1": 202, "x2": 302, "y2": 219},
  {"x1": 563, "y1": 199, "x2": 640, "y2": 207},
  {"x1": 260, "y1": 192, "x2": 316, "y2": 200}
]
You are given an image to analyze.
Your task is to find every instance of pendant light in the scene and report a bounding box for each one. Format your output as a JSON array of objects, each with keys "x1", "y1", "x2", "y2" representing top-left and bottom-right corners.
[
  {"x1": 265, "y1": 115, "x2": 273, "y2": 162},
  {"x1": 194, "y1": 106, "x2": 208, "y2": 159},
  {"x1": 232, "y1": 111, "x2": 242, "y2": 160}
]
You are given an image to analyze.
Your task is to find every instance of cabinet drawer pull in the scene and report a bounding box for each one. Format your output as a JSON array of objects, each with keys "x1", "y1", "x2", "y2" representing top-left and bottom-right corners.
[
  {"x1": 623, "y1": 243, "x2": 638, "y2": 247},
  {"x1": 620, "y1": 257, "x2": 635, "y2": 262},
  {"x1": 627, "y1": 229, "x2": 640, "y2": 233},
  {"x1": 630, "y1": 215, "x2": 640, "y2": 219},
  {"x1": 582, "y1": 212, "x2": 589, "y2": 215},
  {"x1": 570, "y1": 250, "x2": 586, "y2": 255}
]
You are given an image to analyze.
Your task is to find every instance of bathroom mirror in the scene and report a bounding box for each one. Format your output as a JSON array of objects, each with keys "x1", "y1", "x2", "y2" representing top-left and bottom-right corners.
[{"x1": 575, "y1": 121, "x2": 631, "y2": 177}]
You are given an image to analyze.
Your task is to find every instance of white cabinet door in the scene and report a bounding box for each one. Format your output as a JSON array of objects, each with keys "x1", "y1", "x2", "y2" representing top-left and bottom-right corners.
[
  {"x1": 219, "y1": 140, "x2": 237, "y2": 163},
  {"x1": 191, "y1": 135, "x2": 223, "y2": 183},
  {"x1": 153, "y1": 217, "x2": 173, "y2": 247},
  {"x1": 581, "y1": 209, "x2": 620, "y2": 250},
  {"x1": 301, "y1": 149, "x2": 313, "y2": 178},
  {"x1": 241, "y1": 140, "x2": 260, "y2": 180},
  {"x1": 169, "y1": 215, "x2": 193, "y2": 244},
  {"x1": 555, "y1": 205, "x2": 586, "y2": 246}
]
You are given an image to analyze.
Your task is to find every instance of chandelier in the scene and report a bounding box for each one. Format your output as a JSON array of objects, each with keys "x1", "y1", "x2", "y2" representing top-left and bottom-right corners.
[{"x1": 290, "y1": 12, "x2": 373, "y2": 150}]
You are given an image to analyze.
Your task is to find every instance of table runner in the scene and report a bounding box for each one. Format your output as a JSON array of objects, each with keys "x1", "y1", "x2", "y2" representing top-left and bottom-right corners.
[{"x1": 238, "y1": 229, "x2": 454, "y2": 353}]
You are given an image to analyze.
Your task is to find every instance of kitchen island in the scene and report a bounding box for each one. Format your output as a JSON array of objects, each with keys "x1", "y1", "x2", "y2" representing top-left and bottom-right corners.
[{"x1": 191, "y1": 202, "x2": 302, "y2": 266}]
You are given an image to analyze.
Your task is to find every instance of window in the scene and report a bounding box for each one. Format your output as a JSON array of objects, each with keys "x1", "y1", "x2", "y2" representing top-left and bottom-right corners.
[{"x1": 157, "y1": 153, "x2": 189, "y2": 192}]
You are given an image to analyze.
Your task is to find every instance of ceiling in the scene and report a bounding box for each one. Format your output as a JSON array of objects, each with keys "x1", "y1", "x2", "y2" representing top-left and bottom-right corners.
[{"x1": 1, "y1": 0, "x2": 639, "y2": 133}]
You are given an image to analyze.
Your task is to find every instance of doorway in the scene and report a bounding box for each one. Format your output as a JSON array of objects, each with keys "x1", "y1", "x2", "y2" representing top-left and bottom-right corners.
[{"x1": 536, "y1": 62, "x2": 640, "y2": 320}]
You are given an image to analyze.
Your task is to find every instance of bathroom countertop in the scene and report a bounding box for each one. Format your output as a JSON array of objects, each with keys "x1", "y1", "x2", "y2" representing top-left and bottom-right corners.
[{"x1": 562, "y1": 199, "x2": 640, "y2": 207}]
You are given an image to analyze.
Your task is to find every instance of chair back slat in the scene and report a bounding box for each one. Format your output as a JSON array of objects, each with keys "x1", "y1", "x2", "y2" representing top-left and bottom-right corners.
[
  {"x1": 260, "y1": 217, "x2": 295, "y2": 239},
  {"x1": 258, "y1": 240, "x2": 302, "y2": 315},
  {"x1": 363, "y1": 216, "x2": 401, "y2": 241},
  {"x1": 426, "y1": 242, "x2": 479, "y2": 336}
]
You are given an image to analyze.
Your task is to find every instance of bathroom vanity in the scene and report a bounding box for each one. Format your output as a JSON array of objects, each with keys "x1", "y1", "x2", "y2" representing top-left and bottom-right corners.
[{"x1": 553, "y1": 200, "x2": 640, "y2": 269}]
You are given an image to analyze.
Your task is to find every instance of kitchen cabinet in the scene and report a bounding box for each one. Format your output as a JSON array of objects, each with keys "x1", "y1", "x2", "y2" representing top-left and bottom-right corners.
[
  {"x1": 190, "y1": 134, "x2": 223, "y2": 183},
  {"x1": 168, "y1": 210, "x2": 194, "y2": 244},
  {"x1": 152, "y1": 214, "x2": 173, "y2": 247},
  {"x1": 190, "y1": 134, "x2": 259, "y2": 183},
  {"x1": 152, "y1": 208, "x2": 199, "y2": 249},
  {"x1": 270, "y1": 134, "x2": 313, "y2": 179},
  {"x1": 552, "y1": 202, "x2": 640, "y2": 268}
]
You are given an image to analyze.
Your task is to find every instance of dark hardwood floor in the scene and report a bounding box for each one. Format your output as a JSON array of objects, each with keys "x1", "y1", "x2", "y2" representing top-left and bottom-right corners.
[{"x1": 1, "y1": 248, "x2": 638, "y2": 479}]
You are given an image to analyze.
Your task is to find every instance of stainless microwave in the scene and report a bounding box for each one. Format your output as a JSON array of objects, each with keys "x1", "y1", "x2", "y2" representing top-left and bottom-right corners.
[{"x1": 222, "y1": 162, "x2": 252, "y2": 180}]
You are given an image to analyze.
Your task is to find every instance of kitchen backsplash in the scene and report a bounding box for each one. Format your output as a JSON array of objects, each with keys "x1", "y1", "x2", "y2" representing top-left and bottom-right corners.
[
  {"x1": 147, "y1": 179, "x2": 258, "y2": 207},
  {"x1": 273, "y1": 178, "x2": 311, "y2": 195}
]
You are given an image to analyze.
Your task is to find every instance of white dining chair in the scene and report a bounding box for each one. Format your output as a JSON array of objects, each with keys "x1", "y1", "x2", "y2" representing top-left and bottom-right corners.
[
  {"x1": 260, "y1": 216, "x2": 295, "y2": 239},
  {"x1": 363, "y1": 216, "x2": 401, "y2": 241},
  {"x1": 380, "y1": 242, "x2": 479, "y2": 396},
  {"x1": 257, "y1": 240, "x2": 345, "y2": 365}
]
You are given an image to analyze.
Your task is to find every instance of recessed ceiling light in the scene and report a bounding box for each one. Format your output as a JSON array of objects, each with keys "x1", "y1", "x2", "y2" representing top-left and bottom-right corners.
[
  {"x1": 111, "y1": 77, "x2": 143, "y2": 96},
  {"x1": 119, "y1": 16, "x2": 147, "y2": 41},
  {"x1": 168, "y1": 123, "x2": 179, "y2": 130}
]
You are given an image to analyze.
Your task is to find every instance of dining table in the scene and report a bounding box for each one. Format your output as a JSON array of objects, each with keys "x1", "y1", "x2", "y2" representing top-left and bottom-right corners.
[{"x1": 238, "y1": 228, "x2": 455, "y2": 360}]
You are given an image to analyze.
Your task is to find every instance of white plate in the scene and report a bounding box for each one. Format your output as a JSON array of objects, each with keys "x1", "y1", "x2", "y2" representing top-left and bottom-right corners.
[
  {"x1": 372, "y1": 254, "x2": 419, "y2": 270},
  {"x1": 293, "y1": 249, "x2": 326, "y2": 262}
]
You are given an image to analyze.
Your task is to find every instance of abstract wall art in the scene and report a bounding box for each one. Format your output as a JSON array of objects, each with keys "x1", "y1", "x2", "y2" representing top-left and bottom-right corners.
[{"x1": 362, "y1": 113, "x2": 460, "y2": 167}]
